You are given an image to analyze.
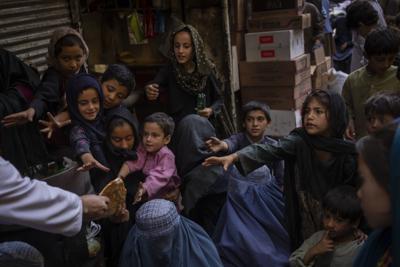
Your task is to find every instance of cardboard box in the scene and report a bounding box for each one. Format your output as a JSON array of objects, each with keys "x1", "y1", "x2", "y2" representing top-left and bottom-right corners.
[
  {"x1": 245, "y1": 30, "x2": 304, "y2": 61},
  {"x1": 266, "y1": 109, "x2": 302, "y2": 137},
  {"x1": 251, "y1": 0, "x2": 304, "y2": 17},
  {"x1": 240, "y1": 64, "x2": 311, "y2": 87},
  {"x1": 241, "y1": 88, "x2": 308, "y2": 110},
  {"x1": 312, "y1": 46, "x2": 326, "y2": 65},
  {"x1": 240, "y1": 54, "x2": 310, "y2": 74},
  {"x1": 248, "y1": 14, "x2": 311, "y2": 32},
  {"x1": 325, "y1": 56, "x2": 332, "y2": 69},
  {"x1": 241, "y1": 77, "x2": 312, "y2": 100}
]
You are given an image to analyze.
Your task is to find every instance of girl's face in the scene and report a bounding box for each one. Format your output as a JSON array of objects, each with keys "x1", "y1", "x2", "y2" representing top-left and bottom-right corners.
[
  {"x1": 56, "y1": 44, "x2": 84, "y2": 77},
  {"x1": 303, "y1": 98, "x2": 330, "y2": 136},
  {"x1": 102, "y1": 79, "x2": 129, "y2": 109},
  {"x1": 357, "y1": 155, "x2": 391, "y2": 229},
  {"x1": 110, "y1": 122, "x2": 135, "y2": 150},
  {"x1": 77, "y1": 88, "x2": 100, "y2": 121},
  {"x1": 173, "y1": 31, "x2": 193, "y2": 66},
  {"x1": 142, "y1": 122, "x2": 170, "y2": 153}
]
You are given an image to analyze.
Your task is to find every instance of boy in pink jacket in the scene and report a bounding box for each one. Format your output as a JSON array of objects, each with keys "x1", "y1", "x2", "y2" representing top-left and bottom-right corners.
[{"x1": 118, "y1": 112, "x2": 180, "y2": 204}]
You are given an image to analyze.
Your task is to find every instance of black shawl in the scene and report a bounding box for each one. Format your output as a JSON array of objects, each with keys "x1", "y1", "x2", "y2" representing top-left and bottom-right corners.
[
  {"x1": 237, "y1": 91, "x2": 358, "y2": 250},
  {"x1": 0, "y1": 49, "x2": 48, "y2": 174}
]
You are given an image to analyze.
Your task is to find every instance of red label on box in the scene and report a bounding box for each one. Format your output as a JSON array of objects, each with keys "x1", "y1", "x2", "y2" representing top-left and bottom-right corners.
[
  {"x1": 260, "y1": 50, "x2": 275, "y2": 58},
  {"x1": 259, "y1": 35, "x2": 274, "y2": 44}
]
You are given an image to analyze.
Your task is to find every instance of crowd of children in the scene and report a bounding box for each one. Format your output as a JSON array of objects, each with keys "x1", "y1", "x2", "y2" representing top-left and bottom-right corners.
[{"x1": 1, "y1": 1, "x2": 400, "y2": 266}]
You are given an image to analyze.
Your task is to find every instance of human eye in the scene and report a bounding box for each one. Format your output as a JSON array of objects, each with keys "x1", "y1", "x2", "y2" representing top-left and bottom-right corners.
[
  {"x1": 78, "y1": 100, "x2": 88, "y2": 106},
  {"x1": 117, "y1": 93, "x2": 125, "y2": 99},
  {"x1": 92, "y1": 97, "x2": 99, "y2": 104},
  {"x1": 111, "y1": 136, "x2": 122, "y2": 142},
  {"x1": 257, "y1": 116, "x2": 265, "y2": 122},
  {"x1": 107, "y1": 85, "x2": 115, "y2": 92}
]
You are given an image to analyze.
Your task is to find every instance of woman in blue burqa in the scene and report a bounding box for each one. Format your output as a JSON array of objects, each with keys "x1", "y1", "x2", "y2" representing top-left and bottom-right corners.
[{"x1": 119, "y1": 199, "x2": 223, "y2": 267}]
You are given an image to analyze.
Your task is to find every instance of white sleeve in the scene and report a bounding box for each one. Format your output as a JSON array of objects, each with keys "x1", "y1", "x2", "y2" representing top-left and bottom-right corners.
[{"x1": 0, "y1": 157, "x2": 82, "y2": 236}]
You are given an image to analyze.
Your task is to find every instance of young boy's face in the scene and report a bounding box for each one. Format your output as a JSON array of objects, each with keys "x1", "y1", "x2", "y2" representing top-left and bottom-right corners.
[
  {"x1": 323, "y1": 210, "x2": 358, "y2": 241},
  {"x1": 102, "y1": 79, "x2": 129, "y2": 109},
  {"x1": 77, "y1": 88, "x2": 100, "y2": 121},
  {"x1": 243, "y1": 110, "x2": 270, "y2": 141},
  {"x1": 56, "y1": 44, "x2": 84, "y2": 77},
  {"x1": 367, "y1": 113, "x2": 395, "y2": 134},
  {"x1": 142, "y1": 122, "x2": 170, "y2": 153},
  {"x1": 366, "y1": 54, "x2": 396, "y2": 76}
]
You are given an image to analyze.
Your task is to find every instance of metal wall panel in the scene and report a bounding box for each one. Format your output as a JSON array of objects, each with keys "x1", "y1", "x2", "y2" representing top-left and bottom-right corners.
[{"x1": 0, "y1": 0, "x2": 72, "y2": 73}]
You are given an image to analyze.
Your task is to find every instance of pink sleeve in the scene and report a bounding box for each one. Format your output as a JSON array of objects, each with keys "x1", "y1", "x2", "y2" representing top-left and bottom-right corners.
[
  {"x1": 125, "y1": 144, "x2": 146, "y2": 173},
  {"x1": 142, "y1": 153, "x2": 177, "y2": 199}
]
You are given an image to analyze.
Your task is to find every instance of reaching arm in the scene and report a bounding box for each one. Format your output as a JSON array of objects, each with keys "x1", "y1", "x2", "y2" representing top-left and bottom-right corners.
[{"x1": 0, "y1": 157, "x2": 82, "y2": 236}]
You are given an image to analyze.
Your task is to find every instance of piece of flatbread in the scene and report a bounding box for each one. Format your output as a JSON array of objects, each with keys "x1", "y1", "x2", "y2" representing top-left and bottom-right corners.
[{"x1": 99, "y1": 178, "x2": 127, "y2": 216}]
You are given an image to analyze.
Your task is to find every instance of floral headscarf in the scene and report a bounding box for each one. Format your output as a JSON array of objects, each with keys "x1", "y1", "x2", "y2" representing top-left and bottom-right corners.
[
  {"x1": 169, "y1": 24, "x2": 216, "y2": 96},
  {"x1": 47, "y1": 27, "x2": 89, "y2": 69}
]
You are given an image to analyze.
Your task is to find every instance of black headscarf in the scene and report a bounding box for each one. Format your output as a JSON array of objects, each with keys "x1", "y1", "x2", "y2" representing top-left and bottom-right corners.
[
  {"x1": 0, "y1": 49, "x2": 48, "y2": 175},
  {"x1": 286, "y1": 91, "x2": 358, "y2": 249},
  {"x1": 104, "y1": 106, "x2": 139, "y2": 177},
  {"x1": 66, "y1": 73, "x2": 105, "y2": 142}
]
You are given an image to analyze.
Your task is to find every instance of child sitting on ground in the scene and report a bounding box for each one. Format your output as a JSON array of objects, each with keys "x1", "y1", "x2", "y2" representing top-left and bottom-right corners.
[
  {"x1": 342, "y1": 28, "x2": 400, "y2": 139},
  {"x1": 364, "y1": 91, "x2": 400, "y2": 134},
  {"x1": 205, "y1": 100, "x2": 284, "y2": 186},
  {"x1": 289, "y1": 185, "x2": 363, "y2": 267},
  {"x1": 118, "y1": 112, "x2": 180, "y2": 204}
]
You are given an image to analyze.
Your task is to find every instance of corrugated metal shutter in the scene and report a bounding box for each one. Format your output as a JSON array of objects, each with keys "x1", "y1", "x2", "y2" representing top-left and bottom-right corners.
[{"x1": 0, "y1": 0, "x2": 72, "y2": 73}]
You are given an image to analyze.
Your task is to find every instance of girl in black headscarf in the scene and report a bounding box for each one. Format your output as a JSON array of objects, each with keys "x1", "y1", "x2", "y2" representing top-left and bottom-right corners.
[
  {"x1": 66, "y1": 73, "x2": 110, "y2": 192},
  {"x1": 101, "y1": 106, "x2": 140, "y2": 267},
  {"x1": 144, "y1": 23, "x2": 223, "y2": 124},
  {"x1": 204, "y1": 90, "x2": 359, "y2": 250}
]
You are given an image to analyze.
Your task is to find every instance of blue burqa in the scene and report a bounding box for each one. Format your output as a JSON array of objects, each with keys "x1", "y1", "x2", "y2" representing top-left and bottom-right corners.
[
  {"x1": 119, "y1": 200, "x2": 223, "y2": 267},
  {"x1": 213, "y1": 166, "x2": 290, "y2": 267}
]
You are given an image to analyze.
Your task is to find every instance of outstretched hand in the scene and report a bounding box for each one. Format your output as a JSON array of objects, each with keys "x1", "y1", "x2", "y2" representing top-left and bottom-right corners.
[
  {"x1": 133, "y1": 182, "x2": 146, "y2": 205},
  {"x1": 39, "y1": 112, "x2": 71, "y2": 139},
  {"x1": 202, "y1": 153, "x2": 238, "y2": 171},
  {"x1": 2, "y1": 108, "x2": 35, "y2": 127},
  {"x1": 78, "y1": 153, "x2": 110, "y2": 172},
  {"x1": 205, "y1": 137, "x2": 228, "y2": 153}
]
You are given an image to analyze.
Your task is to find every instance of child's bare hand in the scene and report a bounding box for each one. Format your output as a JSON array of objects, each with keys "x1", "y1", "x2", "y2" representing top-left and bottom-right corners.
[
  {"x1": 345, "y1": 119, "x2": 356, "y2": 140},
  {"x1": 205, "y1": 137, "x2": 228, "y2": 153},
  {"x1": 78, "y1": 153, "x2": 110, "y2": 172},
  {"x1": 133, "y1": 182, "x2": 146, "y2": 205},
  {"x1": 202, "y1": 153, "x2": 238, "y2": 171},
  {"x1": 197, "y1": 107, "x2": 213, "y2": 118},
  {"x1": 354, "y1": 229, "x2": 367, "y2": 244},
  {"x1": 2, "y1": 108, "x2": 35, "y2": 127},
  {"x1": 313, "y1": 231, "x2": 335, "y2": 255},
  {"x1": 39, "y1": 112, "x2": 71, "y2": 139},
  {"x1": 145, "y1": 84, "x2": 159, "y2": 101}
]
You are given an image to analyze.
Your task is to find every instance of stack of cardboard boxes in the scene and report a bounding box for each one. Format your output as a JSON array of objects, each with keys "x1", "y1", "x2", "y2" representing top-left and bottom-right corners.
[
  {"x1": 239, "y1": 0, "x2": 312, "y2": 136},
  {"x1": 310, "y1": 47, "x2": 332, "y2": 90}
]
